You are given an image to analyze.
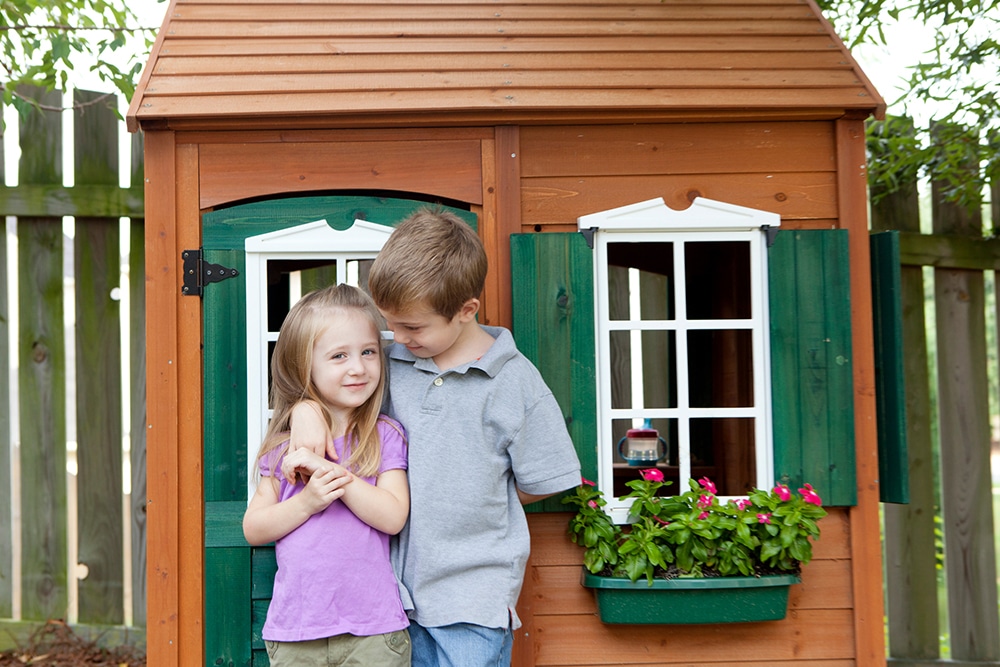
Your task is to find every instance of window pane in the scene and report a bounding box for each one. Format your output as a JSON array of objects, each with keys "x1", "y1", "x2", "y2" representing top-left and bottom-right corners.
[
  {"x1": 611, "y1": 418, "x2": 677, "y2": 498},
  {"x1": 685, "y1": 241, "x2": 751, "y2": 320},
  {"x1": 609, "y1": 330, "x2": 676, "y2": 409},
  {"x1": 607, "y1": 242, "x2": 674, "y2": 321},
  {"x1": 687, "y1": 329, "x2": 754, "y2": 408},
  {"x1": 690, "y1": 417, "x2": 756, "y2": 496}
]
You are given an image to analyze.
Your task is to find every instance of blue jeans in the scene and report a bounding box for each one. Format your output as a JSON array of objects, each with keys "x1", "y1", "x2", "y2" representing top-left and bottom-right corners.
[{"x1": 409, "y1": 622, "x2": 513, "y2": 667}]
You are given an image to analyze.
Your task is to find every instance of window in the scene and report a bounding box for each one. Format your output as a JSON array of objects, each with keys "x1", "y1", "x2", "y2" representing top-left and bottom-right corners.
[
  {"x1": 578, "y1": 198, "x2": 780, "y2": 523},
  {"x1": 243, "y1": 219, "x2": 394, "y2": 500}
]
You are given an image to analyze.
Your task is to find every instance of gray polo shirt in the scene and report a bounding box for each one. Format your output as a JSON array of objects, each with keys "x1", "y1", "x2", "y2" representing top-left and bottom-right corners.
[{"x1": 387, "y1": 325, "x2": 581, "y2": 630}]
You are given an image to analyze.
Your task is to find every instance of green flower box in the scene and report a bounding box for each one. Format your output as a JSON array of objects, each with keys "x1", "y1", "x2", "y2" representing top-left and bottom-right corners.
[{"x1": 581, "y1": 570, "x2": 800, "y2": 624}]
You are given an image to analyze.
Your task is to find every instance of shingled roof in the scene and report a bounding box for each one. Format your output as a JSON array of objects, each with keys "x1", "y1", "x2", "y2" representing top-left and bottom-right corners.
[{"x1": 126, "y1": 0, "x2": 885, "y2": 132}]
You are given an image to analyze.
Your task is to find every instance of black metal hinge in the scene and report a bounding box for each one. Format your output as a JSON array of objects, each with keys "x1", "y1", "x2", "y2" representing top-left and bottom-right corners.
[{"x1": 181, "y1": 249, "x2": 240, "y2": 296}]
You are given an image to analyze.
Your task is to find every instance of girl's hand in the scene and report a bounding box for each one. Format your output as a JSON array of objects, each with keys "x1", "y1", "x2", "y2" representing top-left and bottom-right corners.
[{"x1": 300, "y1": 464, "x2": 354, "y2": 514}]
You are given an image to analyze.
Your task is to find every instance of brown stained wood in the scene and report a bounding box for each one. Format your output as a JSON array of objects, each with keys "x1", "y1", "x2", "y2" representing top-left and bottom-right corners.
[
  {"x1": 836, "y1": 118, "x2": 886, "y2": 667},
  {"x1": 147, "y1": 70, "x2": 864, "y2": 96},
  {"x1": 163, "y1": 20, "x2": 836, "y2": 39},
  {"x1": 534, "y1": 609, "x2": 855, "y2": 665},
  {"x1": 176, "y1": 142, "x2": 206, "y2": 667},
  {"x1": 197, "y1": 140, "x2": 483, "y2": 209},
  {"x1": 493, "y1": 126, "x2": 520, "y2": 330},
  {"x1": 526, "y1": 558, "x2": 853, "y2": 617},
  {"x1": 154, "y1": 51, "x2": 857, "y2": 76},
  {"x1": 128, "y1": 0, "x2": 884, "y2": 131},
  {"x1": 143, "y1": 130, "x2": 180, "y2": 667},
  {"x1": 135, "y1": 88, "x2": 876, "y2": 120},
  {"x1": 171, "y1": 3, "x2": 820, "y2": 21},
  {"x1": 155, "y1": 34, "x2": 842, "y2": 57},
  {"x1": 520, "y1": 123, "x2": 837, "y2": 177},
  {"x1": 522, "y1": 174, "x2": 836, "y2": 224}
]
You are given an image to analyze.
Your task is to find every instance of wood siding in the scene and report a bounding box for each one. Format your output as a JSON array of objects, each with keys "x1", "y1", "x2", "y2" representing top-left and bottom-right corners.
[
  {"x1": 520, "y1": 511, "x2": 854, "y2": 665},
  {"x1": 127, "y1": 0, "x2": 884, "y2": 131}
]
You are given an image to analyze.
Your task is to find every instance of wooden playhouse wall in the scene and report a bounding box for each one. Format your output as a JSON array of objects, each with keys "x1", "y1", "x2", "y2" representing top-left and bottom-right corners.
[
  {"x1": 144, "y1": 116, "x2": 882, "y2": 666},
  {"x1": 510, "y1": 120, "x2": 882, "y2": 666}
]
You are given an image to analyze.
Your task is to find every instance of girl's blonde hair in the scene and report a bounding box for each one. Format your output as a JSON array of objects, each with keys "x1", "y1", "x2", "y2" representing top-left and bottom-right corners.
[{"x1": 255, "y1": 283, "x2": 388, "y2": 478}]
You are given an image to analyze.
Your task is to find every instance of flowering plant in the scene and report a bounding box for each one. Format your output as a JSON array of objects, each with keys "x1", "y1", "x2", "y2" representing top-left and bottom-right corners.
[{"x1": 564, "y1": 470, "x2": 827, "y2": 585}]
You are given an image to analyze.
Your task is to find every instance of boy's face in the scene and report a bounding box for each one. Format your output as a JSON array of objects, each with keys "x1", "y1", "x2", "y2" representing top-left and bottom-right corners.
[{"x1": 380, "y1": 301, "x2": 473, "y2": 360}]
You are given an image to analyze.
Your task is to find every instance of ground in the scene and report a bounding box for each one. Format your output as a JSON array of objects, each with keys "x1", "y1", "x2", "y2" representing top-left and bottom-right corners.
[{"x1": 0, "y1": 620, "x2": 144, "y2": 666}]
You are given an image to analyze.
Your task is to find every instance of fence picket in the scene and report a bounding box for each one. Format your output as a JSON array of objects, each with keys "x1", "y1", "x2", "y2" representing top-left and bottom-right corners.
[{"x1": 73, "y1": 89, "x2": 126, "y2": 626}]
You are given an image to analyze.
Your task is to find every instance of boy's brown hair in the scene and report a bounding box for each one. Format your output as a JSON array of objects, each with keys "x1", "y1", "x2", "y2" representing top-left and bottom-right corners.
[{"x1": 369, "y1": 207, "x2": 487, "y2": 318}]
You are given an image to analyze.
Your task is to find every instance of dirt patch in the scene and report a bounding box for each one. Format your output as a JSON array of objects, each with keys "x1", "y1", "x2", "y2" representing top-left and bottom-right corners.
[{"x1": 0, "y1": 620, "x2": 145, "y2": 666}]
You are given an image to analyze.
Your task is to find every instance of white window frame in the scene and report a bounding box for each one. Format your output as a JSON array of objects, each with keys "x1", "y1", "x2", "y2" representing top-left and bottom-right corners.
[
  {"x1": 244, "y1": 219, "x2": 394, "y2": 502},
  {"x1": 578, "y1": 197, "x2": 781, "y2": 523}
]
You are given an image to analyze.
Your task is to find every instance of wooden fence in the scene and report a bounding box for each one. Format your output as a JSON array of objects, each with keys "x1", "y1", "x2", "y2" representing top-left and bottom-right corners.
[
  {"x1": 0, "y1": 86, "x2": 146, "y2": 649},
  {"x1": 3, "y1": 89, "x2": 1000, "y2": 661},
  {"x1": 875, "y1": 120, "x2": 1000, "y2": 666}
]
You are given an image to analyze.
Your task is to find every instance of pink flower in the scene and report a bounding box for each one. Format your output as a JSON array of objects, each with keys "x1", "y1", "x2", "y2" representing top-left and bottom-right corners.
[
  {"x1": 734, "y1": 498, "x2": 752, "y2": 511},
  {"x1": 799, "y1": 483, "x2": 823, "y2": 506},
  {"x1": 698, "y1": 511, "x2": 709, "y2": 520},
  {"x1": 640, "y1": 468, "x2": 664, "y2": 482},
  {"x1": 582, "y1": 478, "x2": 596, "y2": 486},
  {"x1": 698, "y1": 477, "x2": 717, "y2": 495},
  {"x1": 697, "y1": 494, "x2": 713, "y2": 509},
  {"x1": 773, "y1": 484, "x2": 791, "y2": 501},
  {"x1": 587, "y1": 500, "x2": 598, "y2": 509},
  {"x1": 757, "y1": 513, "x2": 772, "y2": 524}
]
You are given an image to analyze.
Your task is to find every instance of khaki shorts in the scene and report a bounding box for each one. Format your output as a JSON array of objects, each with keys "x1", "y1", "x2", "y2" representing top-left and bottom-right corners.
[{"x1": 265, "y1": 628, "x2": 410, "y2": 666}]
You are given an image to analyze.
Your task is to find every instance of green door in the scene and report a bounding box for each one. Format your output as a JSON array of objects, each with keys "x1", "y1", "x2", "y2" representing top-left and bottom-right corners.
[{"x1": 200, "y1": 195, "x2": 475, "y2": 666}]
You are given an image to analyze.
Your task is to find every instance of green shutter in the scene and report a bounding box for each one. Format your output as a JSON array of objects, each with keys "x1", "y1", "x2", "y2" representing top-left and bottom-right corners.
[
  {"x1": 511, "y1": 232, "x2": 597, "y2": 511},
  {"x1": 769, "y1": 229, "x2": 857, "y2": 506},
  {"x1": 870, "y1": 231, "x2": 909, "y2": 504}
]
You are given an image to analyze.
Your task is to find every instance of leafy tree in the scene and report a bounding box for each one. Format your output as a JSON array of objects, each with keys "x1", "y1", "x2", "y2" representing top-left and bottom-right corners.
[
  {"x1": 1, "y1": 0, "x2": 161, "y2": 117},
  {"x1": 818, "y1": 0, "x2": 1000, "y2": 212}
]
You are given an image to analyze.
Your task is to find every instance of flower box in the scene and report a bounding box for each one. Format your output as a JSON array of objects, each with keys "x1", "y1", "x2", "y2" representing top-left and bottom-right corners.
[{"x1": 581, "y1": 569, "x2": 800, "y2": 624}]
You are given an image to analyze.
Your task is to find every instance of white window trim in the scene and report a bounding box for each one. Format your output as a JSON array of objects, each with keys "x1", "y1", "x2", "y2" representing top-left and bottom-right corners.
[
  {"x1": 579, "y1": 197, "x2": 780, "y2": 523},
  {"x1": 244, "y1": 219, "x2": 394, "y2": 502}
]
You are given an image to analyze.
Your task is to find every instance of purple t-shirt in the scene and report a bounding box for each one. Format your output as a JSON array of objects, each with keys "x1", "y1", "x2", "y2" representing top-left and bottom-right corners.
[{"x1": 260, "y1": 417, "x2": 409, "y2": 641}]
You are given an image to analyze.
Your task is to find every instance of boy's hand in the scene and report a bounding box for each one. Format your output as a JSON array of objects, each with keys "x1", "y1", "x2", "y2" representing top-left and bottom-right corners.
[{"x1": 283, "y1": 401, "x2": 337, "y2": 483}]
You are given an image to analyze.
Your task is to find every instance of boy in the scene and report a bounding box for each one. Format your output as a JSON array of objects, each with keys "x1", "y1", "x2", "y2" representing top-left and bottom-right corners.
[{"x1": 284, "y1": 207, "x2": 582, "y2": 667}]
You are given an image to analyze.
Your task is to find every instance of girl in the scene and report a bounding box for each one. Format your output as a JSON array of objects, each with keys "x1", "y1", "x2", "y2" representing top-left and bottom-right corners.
[{"x1": 242, "y1": 283, "x2": 410, "y2": 666}]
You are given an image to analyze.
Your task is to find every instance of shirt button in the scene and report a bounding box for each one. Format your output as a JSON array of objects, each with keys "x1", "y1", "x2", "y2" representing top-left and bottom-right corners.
[{"x1": 433, "y1": 377, "x2": 444, "y2": 386}]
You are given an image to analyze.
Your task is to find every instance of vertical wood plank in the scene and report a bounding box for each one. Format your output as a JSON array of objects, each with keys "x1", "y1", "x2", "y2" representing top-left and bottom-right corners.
[
  {"x1": 870, "y1": 117, "x2": 941, "y2": 661},
  {"x1": 176, "y1": 141, "x2": 205, "y2": 667},
  {"x1": 17, "y1": 86, "x2": 68, "y2": 622},
  {"x1": 130, "y1": 130, "x2": 148, "y2": 628},
  {"x1": 931, "y1": 123, "x2": 1000, "y2": 663},
  {"x1": 144, "y1": 129, "x2": 180, "y2": 667},
  {"x1": 73, "y1": 88, "x2": 124, "y2": 625},
  {"x1": 768, "y1": 229, "x2": 856, "y2": 505},
  {"x1": 837, "y1": 117, "x2": 887, "y2": 667},
  {"x1": 0, "y1": 189, "x2": 11, "y2": 619},
  {"x1": 493, "y1": 126, "x2": 519, "y2": 330},
  {"x1": 510, "y1": 232, "x2": 597, "y2": 486}
]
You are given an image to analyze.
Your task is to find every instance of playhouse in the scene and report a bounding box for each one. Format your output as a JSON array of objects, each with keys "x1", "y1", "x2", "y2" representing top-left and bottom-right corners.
[{"x1": 127, "y1": 0, "x2": 892, "y2": 664}]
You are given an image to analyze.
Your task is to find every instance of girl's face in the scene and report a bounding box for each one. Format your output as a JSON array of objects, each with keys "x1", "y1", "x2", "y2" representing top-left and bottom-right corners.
[{"x1": 310, "y1": 308, "x2": 382, "y2": 422}]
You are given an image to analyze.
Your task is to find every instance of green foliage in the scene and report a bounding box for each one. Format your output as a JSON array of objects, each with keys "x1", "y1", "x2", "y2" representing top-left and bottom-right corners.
[
  {"x1": 1, "y1": 0, "x2": 162, "y2": 112},
  {"x1": 819, "y1": 0, "x2": 1000, "y2": 214},
  {"x1": 564, "y1": 472, "x2": 828, "y2": 585}
]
